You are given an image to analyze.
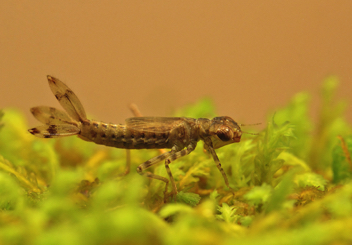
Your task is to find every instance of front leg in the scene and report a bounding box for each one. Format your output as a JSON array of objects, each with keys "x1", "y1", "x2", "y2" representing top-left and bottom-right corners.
[{"x1": 204, "y1": 138, "x2": 233, "y2": 191}]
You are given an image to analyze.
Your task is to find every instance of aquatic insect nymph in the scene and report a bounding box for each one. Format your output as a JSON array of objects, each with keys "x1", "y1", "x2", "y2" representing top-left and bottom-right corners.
[{"x1": 29, "y1": 76, "x2": 243, "y2": 201}]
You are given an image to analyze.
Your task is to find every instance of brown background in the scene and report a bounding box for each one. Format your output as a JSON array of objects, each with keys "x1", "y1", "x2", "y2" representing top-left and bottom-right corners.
[{"x1": 1, "y1": 1, "x2": 351, "y2": 128}]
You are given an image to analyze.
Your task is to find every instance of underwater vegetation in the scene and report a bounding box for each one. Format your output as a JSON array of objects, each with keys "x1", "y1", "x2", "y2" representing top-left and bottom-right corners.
[{"x1": 0, "y1": 76, "x2": 351, "y2": 245}]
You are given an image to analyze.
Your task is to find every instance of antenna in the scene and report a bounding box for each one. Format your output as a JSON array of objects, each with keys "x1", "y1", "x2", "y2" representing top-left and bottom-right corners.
[
  {"x1": 240, "y1": 122, "x2": 262, "y2": 127},
  {"x1": 240, "y1": 122, "x2": 261, "y2": 136},
  {"x1": 241, "y1": 131, "x2": 259, "y2": 136}
]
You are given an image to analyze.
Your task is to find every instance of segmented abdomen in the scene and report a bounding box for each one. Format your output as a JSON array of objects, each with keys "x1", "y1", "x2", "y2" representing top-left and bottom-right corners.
[{"x1": 79, "y1": 119, "x2": 171, "y2": 149}]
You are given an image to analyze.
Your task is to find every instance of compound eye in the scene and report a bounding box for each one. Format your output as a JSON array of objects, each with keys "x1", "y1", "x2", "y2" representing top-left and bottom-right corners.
[{"x1": 216, "y1": 126, "x2": 233, "y2": 141}]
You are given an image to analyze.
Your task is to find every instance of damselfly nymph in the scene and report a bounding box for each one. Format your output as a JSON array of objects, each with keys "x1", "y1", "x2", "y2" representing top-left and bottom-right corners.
[{"x1": 29, "y1": 76, "x2": 245, "y2": 201}]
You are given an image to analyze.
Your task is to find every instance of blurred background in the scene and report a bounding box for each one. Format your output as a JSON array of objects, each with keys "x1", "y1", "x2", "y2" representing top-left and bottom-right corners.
[{"x1": 1, "y1": 1, "x2": 351, "y2": 127}]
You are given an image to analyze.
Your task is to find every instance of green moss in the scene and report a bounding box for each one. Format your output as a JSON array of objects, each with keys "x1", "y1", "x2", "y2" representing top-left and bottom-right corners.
[{"x1": 0, "y1": 77, "x2": 352, "y2": 244}]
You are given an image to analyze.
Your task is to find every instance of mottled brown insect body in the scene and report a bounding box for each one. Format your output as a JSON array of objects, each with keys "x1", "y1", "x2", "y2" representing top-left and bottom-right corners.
[
  {"x1": 79, "y1": 120, "x2": 127, "y2": 148},
  {"x1": 28, "y1": 76, "x2": 243, "y2": 201},
  {"x1": 79, "y1": 117, "x2": 201, "y2": 150}
]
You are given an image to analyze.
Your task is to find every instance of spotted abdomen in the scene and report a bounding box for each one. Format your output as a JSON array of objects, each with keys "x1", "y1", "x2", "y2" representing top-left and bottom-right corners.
[{"x1": 79, "y1": 119, "x2": 172, "y2": 149}]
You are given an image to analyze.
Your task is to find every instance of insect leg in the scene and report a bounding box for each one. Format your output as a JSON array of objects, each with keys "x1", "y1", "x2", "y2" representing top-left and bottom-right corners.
[
  {"x1": 163, "y1": 142, "x2": 197, "y2": 199},
  {"x1": 204, "y1": 140, "x2": 233, "y2": 191},
  {"x1": 137, "y1": 151, "x2": 173, "y2": 199},
  {"x1": 121, "y1": 149, "x2": 131, "y2": 176},
  {"x1": 137, "y1": 142, "x2": 196, "y2": 201}
]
